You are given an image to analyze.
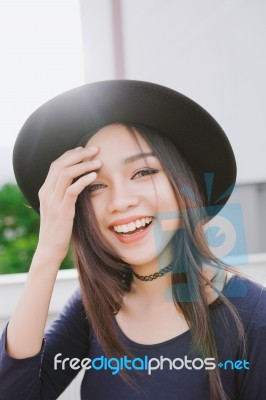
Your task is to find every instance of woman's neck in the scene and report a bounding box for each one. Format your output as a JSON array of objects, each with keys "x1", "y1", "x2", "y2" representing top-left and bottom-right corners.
[{"x1": 130, "y1": 259, "x2": 175, "y2": 305}]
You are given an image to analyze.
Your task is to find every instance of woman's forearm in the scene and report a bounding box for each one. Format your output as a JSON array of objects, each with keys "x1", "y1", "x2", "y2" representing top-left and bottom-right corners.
[{"x1": 5, "y1": 249, "x2": 61, "y2": 359}]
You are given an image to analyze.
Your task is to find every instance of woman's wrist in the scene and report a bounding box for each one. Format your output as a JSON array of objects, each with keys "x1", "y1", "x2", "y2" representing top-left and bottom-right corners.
[{"x1": 31, "y1": 245, "x2": 65, "y2": 270}]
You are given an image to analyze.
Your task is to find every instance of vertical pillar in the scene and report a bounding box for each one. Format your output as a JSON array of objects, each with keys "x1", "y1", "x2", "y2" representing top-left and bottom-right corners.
[{"x1": 111, "y1": 0, "x2": 125, "y2": 79}]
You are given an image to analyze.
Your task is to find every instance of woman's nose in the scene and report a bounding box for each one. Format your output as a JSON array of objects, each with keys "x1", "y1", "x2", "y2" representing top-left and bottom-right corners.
[{"x1": 107, "y1": 184, "x2": 140, "y2": 214}]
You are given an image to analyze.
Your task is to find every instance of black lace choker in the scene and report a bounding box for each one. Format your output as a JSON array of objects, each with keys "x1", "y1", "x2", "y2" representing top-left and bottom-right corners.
[{"x1": 132, "y1": 264, "x2": 173, "y2": 281}]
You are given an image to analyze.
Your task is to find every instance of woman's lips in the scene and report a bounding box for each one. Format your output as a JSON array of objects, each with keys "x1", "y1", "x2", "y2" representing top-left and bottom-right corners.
[{"x1": 111, "y1": 220, "x2": 153, "y2": 244}]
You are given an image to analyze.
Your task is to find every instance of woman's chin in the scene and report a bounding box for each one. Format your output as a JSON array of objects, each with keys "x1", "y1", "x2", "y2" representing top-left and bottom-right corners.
[{"x1": 120, "y1": 253, "x2": 158, "y2": 268}]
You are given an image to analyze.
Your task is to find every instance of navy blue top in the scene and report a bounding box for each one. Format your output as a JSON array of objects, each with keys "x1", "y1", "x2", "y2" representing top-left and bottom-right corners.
[{"x1": 0, "y1": 275, "x2": 266, "y2": 400}]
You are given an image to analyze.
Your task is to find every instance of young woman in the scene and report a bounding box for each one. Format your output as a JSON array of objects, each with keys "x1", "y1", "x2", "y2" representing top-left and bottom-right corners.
[{"x1": 0, "y1": 80, "x2": 265, "y2": 400}]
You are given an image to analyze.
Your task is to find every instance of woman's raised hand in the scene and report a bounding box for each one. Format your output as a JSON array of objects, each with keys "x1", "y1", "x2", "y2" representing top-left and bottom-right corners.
[
  {"x1": 36, "y1": 146, "x2": 101, "y2": 264},
  {"x1": 5, "y1": 146, "x2": 101, "y2": 359}
]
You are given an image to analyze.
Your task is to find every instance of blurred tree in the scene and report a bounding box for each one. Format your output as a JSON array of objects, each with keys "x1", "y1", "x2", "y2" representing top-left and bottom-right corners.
[{"x1": 0, "y1": 183, "x2": 73, "y2": 274}]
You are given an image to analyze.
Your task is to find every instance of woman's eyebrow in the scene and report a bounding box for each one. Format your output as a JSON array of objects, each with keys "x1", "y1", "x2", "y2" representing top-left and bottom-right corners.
[{"x1": 122, "y1": 152, "x2": 155, "y2": 165}]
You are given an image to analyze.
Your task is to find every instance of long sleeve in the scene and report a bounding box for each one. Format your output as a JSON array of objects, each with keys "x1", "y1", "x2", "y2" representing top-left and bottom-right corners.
[{"x1": 0, "y1": 287, "x2": 91, "y2": 400}]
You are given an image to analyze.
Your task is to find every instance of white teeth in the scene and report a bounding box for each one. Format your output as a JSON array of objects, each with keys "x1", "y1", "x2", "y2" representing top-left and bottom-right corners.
[
  {"x1": 135, "y1": 220, "x2": 141, "y2": 228},
  {"x1": 128, "y1": 222, "x2": 136, "y2": 231},
  {"x1": 113, "y1": 217, "x2": 152, "y2": 233},
  {"x1": 121, "y1": 224, "x2": 129, "y2": 233}
]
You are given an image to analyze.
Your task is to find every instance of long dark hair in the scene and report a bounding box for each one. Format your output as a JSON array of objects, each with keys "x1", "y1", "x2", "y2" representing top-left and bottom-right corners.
[{"x1": 72, "y1": 123, "x2": 247, "y2": 400}]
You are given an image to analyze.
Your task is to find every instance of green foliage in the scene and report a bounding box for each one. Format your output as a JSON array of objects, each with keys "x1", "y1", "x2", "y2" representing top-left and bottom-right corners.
[{"x1": 0, "y1": 183, "x2": 73, "y2": 274}]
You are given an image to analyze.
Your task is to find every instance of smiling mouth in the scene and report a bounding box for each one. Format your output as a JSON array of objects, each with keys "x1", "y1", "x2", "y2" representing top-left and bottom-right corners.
[{"x1": 112, "y1": 217, "x2": 153, "y2": 236}]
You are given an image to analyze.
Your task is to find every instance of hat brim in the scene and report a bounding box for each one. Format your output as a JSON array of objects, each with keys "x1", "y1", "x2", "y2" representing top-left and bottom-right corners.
[{"x1": 13, "y1": 79, "x2": 236, "y2": 215}]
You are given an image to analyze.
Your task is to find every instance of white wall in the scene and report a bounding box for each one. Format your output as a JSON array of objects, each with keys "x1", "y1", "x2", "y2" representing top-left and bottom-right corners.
[{"x1": 121, "y1": 0, "x2": 266, "y2": 184}]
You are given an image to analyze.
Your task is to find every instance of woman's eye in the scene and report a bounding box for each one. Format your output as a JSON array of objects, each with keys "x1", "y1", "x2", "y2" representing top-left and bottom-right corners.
[
  {"x1": 87, "y1": 183, "x2": 105, "y2": 193},
  {"x1": 132, "y1": 168, "x2": 159, "y2": 179}
]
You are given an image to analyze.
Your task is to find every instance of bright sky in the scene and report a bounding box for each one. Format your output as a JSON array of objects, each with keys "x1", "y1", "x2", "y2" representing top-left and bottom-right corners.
[{"x1": 0, "y1": 0, "x2": 84, "y2": 183}]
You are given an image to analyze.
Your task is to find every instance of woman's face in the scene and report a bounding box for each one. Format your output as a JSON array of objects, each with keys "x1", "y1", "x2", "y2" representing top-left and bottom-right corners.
[{"x1": 85, "y1": 124, "x2": 181, "y2": 271}]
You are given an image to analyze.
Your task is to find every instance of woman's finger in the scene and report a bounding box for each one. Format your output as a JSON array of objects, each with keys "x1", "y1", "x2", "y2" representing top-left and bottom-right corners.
[
  {"x1": 54, "y1": 146, "x2": 99, "y2": 168},
  {"x1": 54, "y1": 159, "x2": 102, "y2": 201},
  {"x1": 39, "y1": 146, "x2": 99, "y2": 196},
  {"x1": 63, "y1": 172, "x2": 97, "y2": 210}
]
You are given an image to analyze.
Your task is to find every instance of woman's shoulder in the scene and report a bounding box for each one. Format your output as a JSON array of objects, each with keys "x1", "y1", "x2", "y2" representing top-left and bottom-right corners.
[
  {"x1": 224, "y1": 273, "x2": 266, "y2": 303},
  {"x1": 63, "y1": 286, "x2": 83, "y2": 307},
  {"x1": 223, "y1": 273, "x2": 266, "y2": 327},
  {"x1": 45, "y1": 286, "x2": 91, "y2": 338},
  {"x1": 59, "y1": 286, "x2": 87, "y2": 322}
]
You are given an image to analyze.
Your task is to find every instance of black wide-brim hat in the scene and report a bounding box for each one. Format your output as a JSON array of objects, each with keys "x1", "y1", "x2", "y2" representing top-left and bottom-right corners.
[{"x1": 13, "y1": 79, "x2": 236, "y2": 216}]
